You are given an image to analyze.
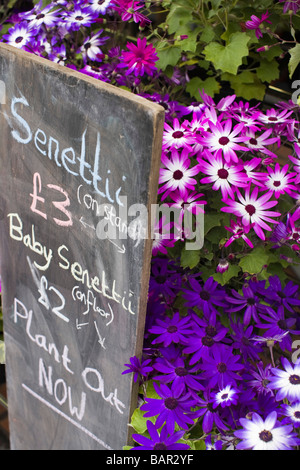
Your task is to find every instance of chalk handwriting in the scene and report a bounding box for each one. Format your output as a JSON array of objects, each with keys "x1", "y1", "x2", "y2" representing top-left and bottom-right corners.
[
  {"x1": 8, "y1": 212, "x2": 53, "y2": 271},
  {"x1": 72, "y1": 286, "x2": 114, "y2": 326},
  {"x1": 30, "y1": 172, "x2": 73, "y2": 227},
  {"x1": 14, "y1": 297, "x2": 74, "y2": 374},
  {"x1": 6, "y1": 93, "x2": 126, "y2": 206}
]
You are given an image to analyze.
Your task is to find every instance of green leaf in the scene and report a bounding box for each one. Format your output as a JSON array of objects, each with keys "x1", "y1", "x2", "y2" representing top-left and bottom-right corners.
[
  {"x1": 166, "y1": 5, "x2": 194, "y2": 35},
  {"x1": 180, "y1": 247, "x2": 201, "y2": 269},
  {"x1": 288, "y1": 44, "x2": 300, "y2": 79},
  {"x1": 130, "y1": 408, "x2": 149, "y2": 434},
  {"x1": 213, "y1": 264, "x2": 241, "y2": 286},
  {"x1": 222, "y1": 71, "x2": 266, "y2": 100},
  {"x1": 155, "y1": 42, "x2": 182, "y2": 70},
  {"x1": 203, "y1": 32, "x2": 250, "y2": 75},
  {"x1": 256, "y1": 59, "x2": 279, "y2": 83},
  {"x1": 186, "y1": 76, "x2": 220, "y2": 100},
  {"x1": 239, "y1": 246, "x2": 269, "y2": 275}
]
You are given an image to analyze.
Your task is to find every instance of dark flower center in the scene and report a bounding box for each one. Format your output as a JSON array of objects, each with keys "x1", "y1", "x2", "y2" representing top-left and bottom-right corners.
[
  {"x1": 84, "y1": 42, "x2": 91, "y2": 50},
  {"x1": 242, "y1": 336, "x2": 251, "y2": 346},
  {"x1": 156, "y1": 275, "x2": 166, "y2": 284},
  {"x1": 247, "y1": 297, "x2": 255, "y2": 305},
  {"x1": 164, "y1": 397, "x2": 178, "y2": 410},
  {"x1": 206, "y1": 325, "x2": 217, "y2": 337},
  {"x1": 268, "y1": 116, "x2": 278, "y2": 122},
  {"x1": 249, "y1": 138, "x2": 258, "y2": 145},
  {"x1": 245, "y1": 204, "x2": 256, "y2": 216},
  {"x1": 36, "y1": 13, "x2": 45, "y2": 19},
  {"x1": 221, "y1": 393, "x2": 228, "y2": 400},
  {"x1": 98, "y1": 0, "x2": 106, "y2": 4},
  {"x1": 175, "y1": 367, "x2": 188, "y2": 377},
  {"x1": 294, "y1": 411, "x2": 300, "y2": 419},
  {"x1": 218, "y1": 168, "x2": 229, "y2": 179},
  {"x1": 153, "y1": 443, "x2": 167, "y2": 450},
  {"x1": 200, "y1": 290, "x2": 210, "y2": 301},
  {"x1": 273, "y1": 181, "x2": 281, "y2": 187},
  {"x1": 167, "y1": 325, "x2": 178, "y2": 334},
  {"x1": 75, "y1": 15, "x2": 84, "y2": 21},
  {"x1": 15, "y1": 36, "x2": 23, "y2": 43},
  {"x1": 289, "y1": 374, "x2": 300, "y2": 385},
  {"x1": 217, "y1": 362, "x2": 227, "y2": 373},
  {"x1": 172, "y1": 131, "x2": 184, "y2": 139},
  {"x1": 202, "y1": 336, "x2": 214, "y2": 347},
  {"x1": 173, "y1": 170, "x2": 183, "y2": 180},
  {"x1": 259, "y1": 430, "x2": 273, "y2": 442},
  {"x1": 293, "y1": 232, "x2": 300, "y2": 240},
  {"x1": 277, "y1": 319, "x2": 287, "y2": 330},
  {"x1": 219, "y1": 136, "x2": 229, "y2": 146}
]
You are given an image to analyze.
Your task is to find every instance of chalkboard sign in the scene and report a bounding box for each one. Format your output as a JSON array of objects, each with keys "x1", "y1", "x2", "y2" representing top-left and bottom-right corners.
[{"x1": 0, "y1": 43, "x2": 164, "y2": 450}]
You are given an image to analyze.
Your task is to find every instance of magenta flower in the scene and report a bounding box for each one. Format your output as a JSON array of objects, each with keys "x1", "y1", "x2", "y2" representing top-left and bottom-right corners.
[
  {"x1": 199, "y1": 119, "x2": 249, "y2": 164},
  {"x1": 163, "y1": 118, "x2": 196, "y2": 152},
  {"x1": 262, "y1": 163, "x2": 298, "y2": 199},
  {"x1": 197, "y1": 151, "x2": 249, "y2": 199},
  {"x1": 158, "y1": 149, "x2": 200, "y2": 198},
  {"x1": 221, "y1": 184, "x2": 281, "y2": 240},
  {"x1": 120, "y1": 37, "x2": 158, "y2": 77},
  {"x1": 224, "y1": 218, "x2": 254, "y2": 248},
  {"x1": 245, "y1": 11, "x2": 271, "y2": 39}
]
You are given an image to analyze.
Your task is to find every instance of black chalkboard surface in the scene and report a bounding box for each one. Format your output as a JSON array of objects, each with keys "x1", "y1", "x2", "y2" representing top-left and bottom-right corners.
[{"x1": 0, "y1": 43, "x2": 164, "y2": 450}]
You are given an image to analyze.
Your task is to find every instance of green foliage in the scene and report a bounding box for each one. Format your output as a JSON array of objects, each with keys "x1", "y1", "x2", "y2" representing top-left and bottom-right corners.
[{"x1": 151, "y1": 0, "x2": 298, "y2": 101}]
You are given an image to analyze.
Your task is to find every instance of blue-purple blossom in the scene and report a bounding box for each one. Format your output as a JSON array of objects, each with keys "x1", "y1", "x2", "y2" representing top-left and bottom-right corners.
[
  {"x1": 122, "y1": 356, "x2": 153, "y2": 382},
  {"x1": 140, "y1": 382, "x2": 196, "y2": 434},
  {"x1": 132, "y1": 420, "x2": 190, "y2": 450}
]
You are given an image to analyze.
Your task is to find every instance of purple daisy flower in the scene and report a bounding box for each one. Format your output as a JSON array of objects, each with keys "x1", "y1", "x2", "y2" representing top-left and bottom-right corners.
[
  {"x1": 194, "y1": 390, "x2": 228, "y2": 434},
  {"x1": 122, "y1": 356, "x2": 153, "y2": 382},
  {"x1": 148, "y1": 312, "x2": 194, "y2": 347},
  {"x1": 152, "y1": 356, "x2": 204, "y2": 392},
  {"x1": 182, "y1": 276, "x2": 226, "y2": 319},
  {"x1": 132, "y1": 420, "x2": 190, "y2": 450},
  {"x1": 255, "y1": 305, "x2": 299, "y2": 352},
  {"x1": 140, "y1": 382, "x2": 196, "y2": 434},
  {"x1": 200, "y1": 344, "x2": 244, "y2": 388},
  {"x1": 225, "y1": 284, "x2": 264, "y2": 325}
]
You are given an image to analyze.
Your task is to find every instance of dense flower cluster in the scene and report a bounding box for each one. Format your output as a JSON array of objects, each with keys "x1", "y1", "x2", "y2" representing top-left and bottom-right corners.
[{"x1": 2, "y1": 0, "x2": 300, "y2": 451}]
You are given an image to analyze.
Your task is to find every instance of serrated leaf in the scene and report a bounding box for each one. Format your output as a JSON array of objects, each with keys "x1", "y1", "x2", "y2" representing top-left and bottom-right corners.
[
  {"x1": 288, "y1": 44, "x2": 300, "y2": 79},
  {"x1": 239, "y1": 246, "x2": 269, "y2": 274},
  {"x1": 180, "y1": 247, "x2": 201, "y2": 269},
  {"x1": 256, "y1": 60, "x2": 279, "y2": 83},
  {"x1": 155, "y1": 42, "x2": 181, "y2": 70},
  {"x1": 222, "y1": 71, "x2": 266, "y2": 100},
  {"x1": 186, "y1": 76, "x2": 220, "y2": 100},
  {"x1": 203, "y1": 32, "x2": 250, "y2": 75},
  {"x1": 213, "y1": 264, "x2": 241, "y2": 286}
]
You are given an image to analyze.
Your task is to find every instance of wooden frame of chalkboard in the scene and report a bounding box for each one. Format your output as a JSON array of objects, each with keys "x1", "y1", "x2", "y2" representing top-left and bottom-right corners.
[{"x1": 0, "y1": 43, "x2": 164, "y2": 450}]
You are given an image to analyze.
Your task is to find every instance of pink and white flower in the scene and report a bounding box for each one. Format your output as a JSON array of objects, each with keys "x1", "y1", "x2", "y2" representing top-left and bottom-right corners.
[
  {"x1": 262, "y1": 163, "x2": 299, "y2": 199},
  {"x1": 158, "y1": 149, "x2": 200, "y2": 199},
  {"x1": 197, "y1": 151, "x2": 249, "y2": 199},
  {"x1": 221, "y1": 184, "x2": 281, "y2": 240},
  {"x1": 199, "y1": 119, "x2": 249, "y2": 164}
]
